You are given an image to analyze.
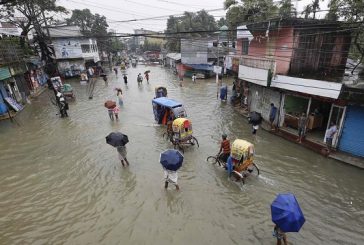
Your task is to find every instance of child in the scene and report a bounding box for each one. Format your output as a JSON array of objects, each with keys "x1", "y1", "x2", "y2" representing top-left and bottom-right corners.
[
  {"x1": 113, "y1": 106, "x2": 120, "y2": 120},
  {"x1": 163, "y1": 167, "x2": 179, "y2": 190}
]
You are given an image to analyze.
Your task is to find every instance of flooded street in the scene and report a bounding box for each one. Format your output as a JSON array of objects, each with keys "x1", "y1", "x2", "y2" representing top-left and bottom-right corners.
[{"x1": 0, "y1": 65, "x2": 363, "y2": 244}]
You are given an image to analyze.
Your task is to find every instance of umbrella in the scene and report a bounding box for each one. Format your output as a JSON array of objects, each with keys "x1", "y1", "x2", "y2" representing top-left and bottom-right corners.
[
  {"x1": 271, "y1": 193, "x2": 305, "y2": 232},
  {"x1": 106, "y1": 132, "x2": 129, "y2": 147},
  {"x1": 144, "y1": 70, "x2": 150, "y2": 74},
  {"x1": 249, "y1": 111, "x2": 262, "y2": 125},
  {"x1": 160, "y1": 149, "x2": 184, "y2": 171},
  {"x1": 104, "y1": 100, "x2": 116, "y2": 109}
]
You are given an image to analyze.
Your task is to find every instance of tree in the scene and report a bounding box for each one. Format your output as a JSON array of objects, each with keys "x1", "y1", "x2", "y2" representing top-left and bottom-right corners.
[
  {"x1": 330, "y1": 0, "x2": 364, "y2": 73},
  {"x1": 0, "y1": 0, "x2": 67, "y2": 47},
  {"x1": 302, "y1": 0, "x2": 324, "y2": 19},
  {"x1": 279, "y1": 0, "x2": 296, "y2": 18},
  {"x1": 217, "y1": 17, "x2": 228, "y2": 28},
  {"x1": 325, "y1": 0, "x2": 340, "y2": 21},
  {"x1": 0, "y1": 0, "x2": 67, "y2": 71},
  {"x1": 224, "y1": 0, "x2": 278, "y2": 31},
  {"x1": 164, "y1": 10, "x2": 217, "y2": 52},
  {"x1": 67, "y1": 9, "x2": 110, "y2": 62}
]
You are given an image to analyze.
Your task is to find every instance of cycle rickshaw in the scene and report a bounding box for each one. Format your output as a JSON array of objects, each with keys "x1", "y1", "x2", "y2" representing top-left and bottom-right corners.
[
  {"x1": 167, "y1": 118, "x2": 199, "y2": 152},
  {"x1": 207, "y1": 139, "x2": 259, "y2": 187}
]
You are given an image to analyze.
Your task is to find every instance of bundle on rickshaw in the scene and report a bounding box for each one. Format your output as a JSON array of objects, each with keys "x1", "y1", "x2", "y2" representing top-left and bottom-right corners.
[
  {"x1": 169, "y1": 118, "x2": 199, "y2": 152},
  {"x1": 229, "y1": 139, "x2": 259, "y2": 183}
]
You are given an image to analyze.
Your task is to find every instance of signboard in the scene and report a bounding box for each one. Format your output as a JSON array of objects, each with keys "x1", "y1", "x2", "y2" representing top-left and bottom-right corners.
[
  {"x1": 0, "y1": 67, "x2": 11, "y2": 80},
  {"x1": 213, "y1": 66, "x2": 222, "y2": 74},
  {"x1": 50, "y1": 76, "x2": 63, "y2": 90},
  {"x1": 4, "y1": 97, "x2": 23, "y2": 112},
  {"x1": 53, "y1": 38, "x2": 83, "y2": 59},
  {"x1": 238, "y1": 64, "x2": 268, "y2": 87}
]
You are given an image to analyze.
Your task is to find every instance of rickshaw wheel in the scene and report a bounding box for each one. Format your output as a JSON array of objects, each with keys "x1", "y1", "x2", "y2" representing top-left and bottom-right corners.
[
  {"x1": 192, "y1": 136, "x2": 199, "y2": 147},
  {"x1": 231, "y1": 171, "x2": 245, "y2": 185},
  {"x1": 246, "y1": 163, "x2": 260, "y2": 177}
]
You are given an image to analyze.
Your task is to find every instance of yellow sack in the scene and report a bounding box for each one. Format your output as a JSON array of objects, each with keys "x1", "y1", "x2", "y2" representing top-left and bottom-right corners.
[
  {"x1": 172, "y1": 118, "x2": 192, "y2": 140},
  {"x1": 231, "y1": 139, "x2": 254, "y2": 161}
]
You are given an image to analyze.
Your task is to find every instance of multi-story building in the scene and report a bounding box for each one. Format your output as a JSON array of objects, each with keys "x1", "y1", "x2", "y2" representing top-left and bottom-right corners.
[
  {"x1": 235, "y1": 18, "x2": 364, "y2": 163},
  {"x1": 48, "y1": 26, "x2": 100, "y2": 77}
]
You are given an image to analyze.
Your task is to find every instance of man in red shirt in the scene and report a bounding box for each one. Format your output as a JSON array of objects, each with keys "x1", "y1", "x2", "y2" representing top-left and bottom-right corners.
[{"x1": 218, "y1": 134, "x2": 231, "y2": 163}]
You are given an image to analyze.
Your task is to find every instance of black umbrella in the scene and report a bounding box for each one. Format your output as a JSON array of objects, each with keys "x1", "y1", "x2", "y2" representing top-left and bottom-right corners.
[
  {"x1": 249, "y1": 111, "x2": 262, "y2": 125},
  {"x1": 106, "y1": 132, "x2": 129, "y2": 147}
]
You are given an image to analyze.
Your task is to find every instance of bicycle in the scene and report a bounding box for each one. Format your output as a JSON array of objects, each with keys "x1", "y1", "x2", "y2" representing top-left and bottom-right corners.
[
  {"x1": 206, "y1": 153, "x2": 227, "y2": 168},
  {"x1": 207, "y1": 154, "x2": 260, "y2": 187}
]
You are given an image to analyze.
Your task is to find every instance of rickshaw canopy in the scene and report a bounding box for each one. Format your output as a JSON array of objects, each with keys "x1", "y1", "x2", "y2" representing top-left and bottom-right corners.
[
  {"x1": 152, "y1": 97, "x2": 182, "y2": 108},
  {"x1": 231, "y1": 139, "x2": 254, "y2": 161},
  {"x1": 172, "y1": 118, "x2": 193, "y2": 140}
]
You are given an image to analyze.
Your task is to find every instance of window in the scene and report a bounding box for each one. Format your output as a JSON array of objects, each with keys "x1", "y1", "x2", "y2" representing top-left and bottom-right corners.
[
  {"x1": 81, "y1": 44, "x2": 91, "y2": 53},
  {"x1": 242, "y1": 39, "x2": 249, "y2": 55}
]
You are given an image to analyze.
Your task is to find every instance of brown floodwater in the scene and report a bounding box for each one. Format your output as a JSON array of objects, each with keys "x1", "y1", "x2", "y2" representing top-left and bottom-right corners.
[{"x1": 0, "y1": 65, "x2": 363, "y2": 244}]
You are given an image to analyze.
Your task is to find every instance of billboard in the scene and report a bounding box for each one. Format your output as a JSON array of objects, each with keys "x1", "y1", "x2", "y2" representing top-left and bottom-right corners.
[{"x1": 53, "y1": 38, "x2": 83, "y2": 59}]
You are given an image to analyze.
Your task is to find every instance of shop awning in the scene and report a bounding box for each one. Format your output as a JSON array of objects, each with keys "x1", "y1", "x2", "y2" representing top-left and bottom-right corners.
[
  {"x1": 184, "y1": 64, "x2": 213, "y2": 71},
  {"x1": 271, "y1": 75, "x2": 342, "y2": 99}
]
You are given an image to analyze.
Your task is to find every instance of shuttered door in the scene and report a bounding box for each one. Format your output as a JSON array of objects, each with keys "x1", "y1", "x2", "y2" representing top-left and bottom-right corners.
[{"x1": 339, "y1": 106, "x2": 364, "y2": 157}]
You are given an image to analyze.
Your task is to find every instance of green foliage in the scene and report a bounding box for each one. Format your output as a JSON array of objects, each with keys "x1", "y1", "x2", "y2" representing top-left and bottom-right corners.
[
  {"x1": 328, "y1": 0, "x2": 364, "y2": 70},
  {"x1": 224, "y1": 0, "x2": 278, "y2": 30},
  {"x1": 0, "y1": 0, "x2": 67, "y2": 62},
  {"x1": 302, "y1": 0, "x2": 324, "y2": 19},
  {"x1": 67, "y1": 9, "x2": 110, "y2": 53},
  {"x1": 279, "y1": 0, "x2": 296, "y2": 18},
  {"x1": 217, "y1": 17, "x2": 228, "y2": 28},
  {"x1": 164, "y1": 10, "x2": 217, "y2": 52}
]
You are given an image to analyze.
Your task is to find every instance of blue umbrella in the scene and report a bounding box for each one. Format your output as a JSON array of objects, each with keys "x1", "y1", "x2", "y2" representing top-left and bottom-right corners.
[
  {"x1": 160, "y1": 149, "x2": 184, "y2": 171},
  {"x1": 271, "y1": 193, "x2": 305, "y2": 232}
]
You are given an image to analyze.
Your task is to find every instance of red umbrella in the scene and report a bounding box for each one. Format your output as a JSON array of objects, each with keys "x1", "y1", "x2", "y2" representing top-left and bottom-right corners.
[{"x1": 104, "y1": 100, "x2": 116, "y2": 109}]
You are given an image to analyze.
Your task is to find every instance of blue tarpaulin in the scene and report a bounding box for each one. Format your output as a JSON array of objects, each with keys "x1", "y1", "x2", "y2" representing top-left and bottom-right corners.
[{"x1": 152, "y1": 97, "x2": 182, "y2": 108}]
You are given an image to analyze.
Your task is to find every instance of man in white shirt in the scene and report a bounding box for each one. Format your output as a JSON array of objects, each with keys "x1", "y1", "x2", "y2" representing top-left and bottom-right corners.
[{"x1": 325, "y1": 122, "x2": 337, "y2": 153}]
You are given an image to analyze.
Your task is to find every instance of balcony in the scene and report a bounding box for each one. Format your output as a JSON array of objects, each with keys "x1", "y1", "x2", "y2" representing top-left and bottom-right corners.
[
  {"x1": 238, "y1": 55, "x2": 276, "y2": 87},
  {"x1": 239, "y1": 55, "x2": 275, "y2": 71}
]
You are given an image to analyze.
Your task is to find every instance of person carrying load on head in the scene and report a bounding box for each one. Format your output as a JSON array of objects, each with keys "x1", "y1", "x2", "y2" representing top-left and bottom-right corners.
[{"x1": 218, "y1": 134, "x2": 230, "y2": 163}]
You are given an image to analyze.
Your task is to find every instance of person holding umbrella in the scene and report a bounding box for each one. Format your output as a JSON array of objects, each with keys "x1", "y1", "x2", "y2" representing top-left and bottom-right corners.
[
  {"x1": 104, "y1": 100, "x2": 117, "y2": 121},
  {"x1": 271, "y1": 193, "x2": 305, "y2": 245},
  {"x1": 160, "y1": 149, "x2": 183, "y2": 190},
  {"x1": 106, "y1": 132, "x2": 130, "y2": 167},
  {"x1": 144, "y1": 70, "x2": 150, "y2": 83}
]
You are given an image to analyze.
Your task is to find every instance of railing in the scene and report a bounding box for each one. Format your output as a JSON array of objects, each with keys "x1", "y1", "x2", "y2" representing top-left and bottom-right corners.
[{"x1": 239, "y1": 55, "x2": 276, "y2": 71}]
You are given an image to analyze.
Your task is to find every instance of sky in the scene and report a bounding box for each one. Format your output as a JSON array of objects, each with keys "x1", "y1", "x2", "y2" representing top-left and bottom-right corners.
[{"x1": 56, "y1": 0, "x2": 329, "y2": 34}]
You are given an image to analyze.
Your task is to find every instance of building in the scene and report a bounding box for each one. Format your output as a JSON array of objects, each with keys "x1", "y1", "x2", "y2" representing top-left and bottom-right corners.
[
  {"x1": 0, "y1": 23, "x2": 30, "y2": 117},
  {"x1": 48, "y1": 26, "x2": 100, "y2": 77},
  {"x1": 235, "y1": 18, "x2": 364, "y2": 163}
]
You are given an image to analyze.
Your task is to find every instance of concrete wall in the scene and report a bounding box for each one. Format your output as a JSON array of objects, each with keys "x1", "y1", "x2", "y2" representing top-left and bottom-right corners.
[
  {"x1": 248, "y1": 83, "x2": 283, "y2": 126},
  {"x1": 248, "y1": 28, "x2": 294, "y2": 75}
]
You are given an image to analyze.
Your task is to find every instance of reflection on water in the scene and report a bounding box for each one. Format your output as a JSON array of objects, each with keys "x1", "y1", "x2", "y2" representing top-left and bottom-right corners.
[{"x1": 0, "y1": 66, "x2": 363, "y2": 244}]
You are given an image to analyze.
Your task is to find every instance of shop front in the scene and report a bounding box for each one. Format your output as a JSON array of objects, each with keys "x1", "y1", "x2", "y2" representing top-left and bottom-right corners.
[
  {"x1": 0, "y1": 66, "x2": 24, "y2": 116},
  {"x1": 281, "y1": 92, "x2": 346, "y2": 147},
  {"x1": 338, "y1": 105, "x2": 364, "y2": 158}
]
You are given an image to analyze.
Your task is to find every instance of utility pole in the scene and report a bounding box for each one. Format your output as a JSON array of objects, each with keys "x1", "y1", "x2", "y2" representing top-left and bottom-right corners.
[{"x1": 216, "y1": 35, "x2": 220, "y2": 99}]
